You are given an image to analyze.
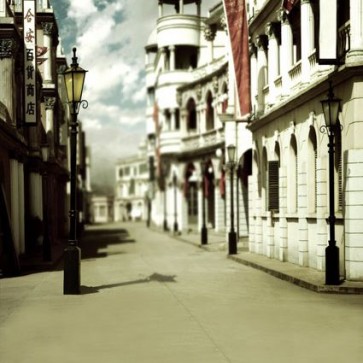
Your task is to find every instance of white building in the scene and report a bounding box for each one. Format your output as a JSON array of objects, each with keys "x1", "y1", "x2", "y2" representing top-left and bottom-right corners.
[
  {"x1": 114, "y1": 142, "x2": 149, "y2": 222},
  {"x1": 145, "y1": 0, "x2": 252, "y2": 238},
  {"x1": 246, "y1": 0, "x2": 363, "y2": 281},
  {"x1": 90, "y1": 195, "x2": 114, "y2": 224}
]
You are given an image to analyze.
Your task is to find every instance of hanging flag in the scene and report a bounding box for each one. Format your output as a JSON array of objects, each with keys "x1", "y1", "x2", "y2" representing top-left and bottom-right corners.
[
  {"x1": 222, "y1": 0, "x2": 250, "y2": 118},
  {"x1": 282, "y1": 0, "x2": 299, "y2": 14}
]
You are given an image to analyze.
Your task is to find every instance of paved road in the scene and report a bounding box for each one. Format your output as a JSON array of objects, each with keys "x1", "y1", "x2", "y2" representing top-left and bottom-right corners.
[{"x1": 1, "y1": 222, "x2": 363, "y2": 363}]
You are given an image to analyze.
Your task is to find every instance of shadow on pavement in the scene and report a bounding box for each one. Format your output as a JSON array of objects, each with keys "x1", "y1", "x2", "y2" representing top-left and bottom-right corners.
[
  {"x1": 81, "y1": 272, "x2": 177, "y2": 294},
  {"x1": 80, "y1": 227, "x2": 135, "y2": 260}
]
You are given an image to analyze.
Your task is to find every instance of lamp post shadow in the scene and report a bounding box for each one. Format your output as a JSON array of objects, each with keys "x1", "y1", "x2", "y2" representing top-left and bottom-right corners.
[{"x1": 80, "y1": 272, "x2": 177, "y2": 295}]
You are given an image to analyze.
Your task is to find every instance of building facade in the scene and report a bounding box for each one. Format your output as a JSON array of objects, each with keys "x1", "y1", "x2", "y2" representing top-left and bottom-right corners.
[
  {"x1": 0, "y1": 0, "x2": 89, "y2": 275},
  {"x1": 145, "y1": 0, "x2": 252, "y2": 239},
  {"x1": 114, "y1": 142, "x2": 149, "y2": 222},
  {"x1": 246, "y1": 0, "x2": 363, "y2": 281}
]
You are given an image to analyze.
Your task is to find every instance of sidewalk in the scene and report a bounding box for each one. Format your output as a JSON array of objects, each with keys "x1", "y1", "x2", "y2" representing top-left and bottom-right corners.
[{"x1": 155, "y1": 227, "x2": 363, "y2": 294}]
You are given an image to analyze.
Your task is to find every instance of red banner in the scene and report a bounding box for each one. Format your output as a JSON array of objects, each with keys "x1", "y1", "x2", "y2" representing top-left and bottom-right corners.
[
  {"x1": 223, "y1": 0, "x2": 250, "y2": 118},
  {"x1": 282, "y1": 0, "x2": 299, "y2": 14}
]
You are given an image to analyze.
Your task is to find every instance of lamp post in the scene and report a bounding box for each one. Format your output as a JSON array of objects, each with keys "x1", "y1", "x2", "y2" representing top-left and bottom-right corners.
[
  {"x1": 320, "y1": 82, "x2": 341, "y2": 285},
  {"x1": 173, "y1": 172, "x2": 178, "y2": 233},
  {"x1": 227, "y1": 144, "x2": 237, "y2": 255},
  {"x1": 41, "y1": 144, "x2": 51, "y2": 262},
  {"x1": 63, "y1": 47, "x2": 87, "y2": 295},
  {"x1": 201, "y1": 160, "x2": 208, "y2": 245}
]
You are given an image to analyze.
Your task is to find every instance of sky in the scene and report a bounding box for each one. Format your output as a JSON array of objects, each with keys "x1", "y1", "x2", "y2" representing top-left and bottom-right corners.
[{"x1": 51, "y1": 0, "x2": 218, "y2": 193}]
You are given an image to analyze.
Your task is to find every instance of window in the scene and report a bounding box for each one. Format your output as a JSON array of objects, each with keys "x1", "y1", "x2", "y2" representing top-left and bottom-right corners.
[
  {"x1": 119, "y1": 168, "x2": 123, "y2": 178},
  {"x1": 187, "y1": 98, "x2": 197, "y2": 131},
  {"x1": 206, "y1": 91, "x2": 214, "y2": 130},
  {"x1": 262, "y1": 147, "x2": 268, "y2": 211},
  {"x1": 129, "y1": 179, "x2": 135, "y2": 195},
  {"x1": 268, "y1": 161, "x2": 279, "y2": 211}
]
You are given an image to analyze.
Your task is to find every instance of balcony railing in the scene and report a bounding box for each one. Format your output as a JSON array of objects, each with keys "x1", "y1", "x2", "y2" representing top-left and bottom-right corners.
[
  {"x1": 181, "y1": 128, "x2": 224, "y2": 152},
  {"x1": 338, "y1": 21, "x2": 351, "y2": 60},
  {"x1": 288, "y1": 60, "x2": 302, "y2": 89}
]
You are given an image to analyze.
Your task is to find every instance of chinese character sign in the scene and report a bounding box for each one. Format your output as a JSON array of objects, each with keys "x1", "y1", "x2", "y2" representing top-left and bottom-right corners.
[{"x1": 23, "y1": 0, "x2": 37, "y2": 124}]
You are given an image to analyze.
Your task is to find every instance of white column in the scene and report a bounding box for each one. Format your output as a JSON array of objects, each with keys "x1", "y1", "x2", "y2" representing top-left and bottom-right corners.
[
  {"x1": 347, "y1": 0, "x2": 363, "y2": 63},
  {"x1": 179, "y1": 0, "x2": 184, "y2": 14},
  {"x1": 280, "y1": 11, "x2": 293, "y2": 95},
  {"x1": 250, "y1": 43, "x2": 258, "y2": 116},
  {"x1": 18, "y1": 162, "x2": 25, "y2": 254},
  {"x1": 42, "y1": 22, "x2": 53, "y2": 83},
  {"x1": 169, "y1": 45, "x2": 175, "y2": 71},
  {"x1": 301, "y1": 0, "x2": 314, "y2": 83},
  {"x1": 158, "y1": 1, "x2": 163, "y2": 17},
  {"x1": 10, "y1": 159, "x2": 20, "y2": 254},
  {"x1": 255, "y1": 35, "x2": 268, "y2": 114},
  {"x1": 44, "y1": 96, "x2": 56, "y2": 154},
  {"x1": 265, "y1": 22, "x2": 279, "y2": 105}
]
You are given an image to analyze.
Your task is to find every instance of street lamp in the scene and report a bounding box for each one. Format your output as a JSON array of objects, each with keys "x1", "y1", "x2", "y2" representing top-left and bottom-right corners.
[
  {"x1": 41, "y1": 144, "x2": 51, "y2": 262},
  {"x1": 227, "y1": 144, "x2": 237, "y2": 255},
  {"x1": 320, "y1": 82, "x2": 341, "y2": 285},
  {"x1": 173, "y1": 172, "x2": 178, "y2": 233},
  {"x1": 63, "y1": 47, "x2": 87, "y2": 295},
  {"x1": 201, "y1": 160, "x2": 208, "y2": 245}
]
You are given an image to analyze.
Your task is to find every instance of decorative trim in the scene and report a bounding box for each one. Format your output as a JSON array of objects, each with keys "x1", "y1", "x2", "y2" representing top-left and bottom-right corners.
[
  {"x1": 44, "y1": 97, "x2": 56, "y2": 110},
  {"x1": 42, "y1": 22, "x2": 54, "y2": 36},
  {"x1": 0, "y1": 39, "x2": 17, "y2": 58}
]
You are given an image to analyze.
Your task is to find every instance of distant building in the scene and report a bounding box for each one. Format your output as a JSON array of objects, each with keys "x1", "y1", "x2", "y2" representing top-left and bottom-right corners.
[
  {"x1": 145, "y1": 0, "x2": 251, "y2": 237},
  {"x1": 114, "y1": 142, "x2": 149, "y2": 222},
  {"x1": 90, "y1": 195, "x2": 114, "y2": 224}
]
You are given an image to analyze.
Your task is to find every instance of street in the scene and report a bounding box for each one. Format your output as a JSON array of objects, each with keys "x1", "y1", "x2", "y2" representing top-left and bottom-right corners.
[{"x1": 1, "y1": 222, "x2": 363, "y2": 363}]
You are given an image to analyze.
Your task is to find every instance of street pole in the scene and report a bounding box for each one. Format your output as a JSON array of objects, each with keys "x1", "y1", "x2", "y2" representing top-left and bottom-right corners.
[
  {"x1": 326, "y1": 130, "x2": 339, "y2": 284},
  {"x1": 173, "y1": 172, "x2": 178, "y2": 233},
  {"x1": 62, "y1": 48, "x2": 87, "y2": 295},
  {"x1": 201, "y1": 161, "x2": 207, "y2": 245},
  {"x1": 228, "y1": 162, "x2": 237, "y2": 254},
  {"x1": 41, "y1": 146, "x2": 51, "y2": 262}
]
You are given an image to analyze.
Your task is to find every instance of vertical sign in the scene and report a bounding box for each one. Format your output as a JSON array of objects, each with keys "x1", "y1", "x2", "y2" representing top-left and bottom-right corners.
[{"x1": 23, "y1": 0, "x2": 37, "y2": 124}]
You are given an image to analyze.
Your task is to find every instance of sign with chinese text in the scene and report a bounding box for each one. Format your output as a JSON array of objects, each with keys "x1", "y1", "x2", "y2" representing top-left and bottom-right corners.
[{"x1": 23, "y1": 0, "x2": 37, "y2": 124}]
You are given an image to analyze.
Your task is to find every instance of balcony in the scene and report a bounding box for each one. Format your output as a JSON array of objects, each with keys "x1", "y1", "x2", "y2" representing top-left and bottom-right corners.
[
  {"x1": 157, "y1": 15, "x2": 201, "y2": 48},
  {"x1": 338, "y1": 21, "x2": 350, "y2": 61},
  {"x1": 158, "y1": 70, "x2": 195, "y2": 87},
  {"x1": 159, "y1": 130, "x2": 181, "y2": 155},
  {"x1": 181, "y1": 128, "x2": 224, "y2": 153},
  {"x1": 288, "y1": 60, "x2": 302, "y2": 90}
]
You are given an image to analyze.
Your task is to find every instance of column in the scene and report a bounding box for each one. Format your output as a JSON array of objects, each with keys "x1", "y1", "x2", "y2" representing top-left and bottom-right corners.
[
  {"x1": 0, "y1": 39, "x2": 16, "y2": 124},
  {"x1": 179, "y1": 0, "x2": 184, "y2": 14},
  {"x1": 204, "y1": 25, "x2": 217, "y2": 61},
  {"x1": 265, "y1": 22, "x2": 280, "y2": 105},
  {"x1": 10, "y1": 159, "x2": 20, "y2": 254},
  {"x1": 255, "y1": 35, "x2": 268, "y2": 114},
  {"x1": 44, "y1": 96, "x2": 56, "y2": 155},
  {"x1": 279, "y1": 165, "x2": 288, "y2": 261},
  {"x1": 158, "y1": 1, "x2": 163, "y2": 17},
  {"x1": 41, "y1": 22, "x2": 54, "y2": 84},
  {"x1": 280, "y1": 11, "x2": 293, "y2": 95},
  {"x1": 249, "y1": 42, "x2": 258, "y2": 116},
  {"x1": 298, "y1": 161, "x2": 308, "y2": 266},
  {"x1": 170, "y1": 108, "x2": 176, "y2": 130},
  {"x1": 300, "y1": 0, "x2": 314, "y2": 83},
  {"x1": 347, "y1": 0, "x2": 363, "y2": 63},
  {"x1": 18, "y1": 162, "x2": 25, "y2": 254},
  {"x1": 169, "y1": 45, "x2": 175, "y2": 71},
  {"x1": 316, "y1": 156, "x2": 328, "y2": 271}
]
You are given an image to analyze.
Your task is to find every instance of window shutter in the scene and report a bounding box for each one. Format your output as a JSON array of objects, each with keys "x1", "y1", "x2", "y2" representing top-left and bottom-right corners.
[{"x1": 268, "y1": 161, "x2": 279, "y2": 211}]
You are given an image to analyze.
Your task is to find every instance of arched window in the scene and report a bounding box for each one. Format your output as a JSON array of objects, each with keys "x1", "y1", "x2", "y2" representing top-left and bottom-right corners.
[
  {"x1": 206, "y1": 91, "x2": 214, "y2": 130},
  {"x1": 186, "y1": 98, "x2": 197, "y2": 131},
  {"x1": 221, "y1": 83, "x2": 228, "y2": 113},
  {"x1": 268, "y1": 142, "x2": 280, "y2": 211},
  {"x1": 288, "y1": 135, "x2": 298, "y2": 213},
  {"x1": 308, "y1": 127, "x2": 317, "y2": 213}
]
